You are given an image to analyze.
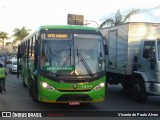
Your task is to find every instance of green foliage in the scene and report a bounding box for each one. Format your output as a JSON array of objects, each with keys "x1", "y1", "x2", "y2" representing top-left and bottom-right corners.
[
  {"x1": 5, "y1": 42, "x2": 12, "y2": 46},
  {"x1": 99, "y1": 9, "x2": 139, "y2": 29},
  {"x1": 0, "y1": 32, "x2": 9, "y2": 47},
  {"x1": 12, "y1": 27, "x2": 31, "y2": 44}
]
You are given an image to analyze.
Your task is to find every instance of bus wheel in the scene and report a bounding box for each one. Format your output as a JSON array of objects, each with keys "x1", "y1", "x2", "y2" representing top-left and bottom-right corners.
[
  {"x1": 132, "y1": 77, "x2": 147, "y2": 103},
  {"x1": 23, "y1": 76, "x2": 27, "y2": 87},
  {"x1": 30, "y1": 78, "x2": 38, "y2": 102},
  {"x1": 29, "y1": 81, "x2": 32, "y2": 97}
]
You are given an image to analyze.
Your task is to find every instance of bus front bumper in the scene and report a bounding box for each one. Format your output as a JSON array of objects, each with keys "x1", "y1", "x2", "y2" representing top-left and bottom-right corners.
[{"x1": 38, "y1": 84, "x2": 105, "y2": 103}]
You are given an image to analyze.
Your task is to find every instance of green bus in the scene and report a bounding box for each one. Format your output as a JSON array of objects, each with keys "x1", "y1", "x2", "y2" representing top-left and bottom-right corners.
[{"x1": 17, "y1": 25, "x2": 106, "y2": 105}]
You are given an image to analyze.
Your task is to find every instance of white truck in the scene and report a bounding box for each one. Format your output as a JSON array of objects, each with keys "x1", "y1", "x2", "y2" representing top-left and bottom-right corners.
[{"x1": 101, "y1": 22, "x2": 160, "y2": 102}]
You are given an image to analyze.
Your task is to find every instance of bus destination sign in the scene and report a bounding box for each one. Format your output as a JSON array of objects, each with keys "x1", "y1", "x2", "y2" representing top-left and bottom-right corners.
[{"x1": 46, "y1": 33, "x2": 70, "y2": 39}]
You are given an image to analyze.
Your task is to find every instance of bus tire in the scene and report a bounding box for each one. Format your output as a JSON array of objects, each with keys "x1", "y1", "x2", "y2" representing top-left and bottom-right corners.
[
  {"x1": 28, "y1": 79, "x2": 32, "y2": 97},
  {"x1": 23, "y1": 75, "x2": 27, "y2": 87},
  {"x1": 132, "y1": 77, "x2": 147, "y2": 103},
  {"x1": 30, "y1": 77, "x2": 39, "y2": 102}
]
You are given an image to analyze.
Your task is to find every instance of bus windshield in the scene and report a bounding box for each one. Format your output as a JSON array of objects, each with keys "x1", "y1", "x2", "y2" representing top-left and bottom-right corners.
[
  {"x1": 74, "y1": 34, "x2": 105, "y2": 76},
  {"x1": 40, "y1": 36, "x2": 74, "y2": 75},
  {"x1": 40, "y1": 34, "x2": 105, "y2": 76}
]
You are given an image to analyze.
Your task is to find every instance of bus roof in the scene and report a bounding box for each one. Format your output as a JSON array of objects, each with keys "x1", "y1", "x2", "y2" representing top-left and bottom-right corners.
[
  {"x1": 20, "y1": 25, "x2": 100, "y2": 44},
  {"x1": 39, "y1": 25, "x2": 98, "y2": 31}
]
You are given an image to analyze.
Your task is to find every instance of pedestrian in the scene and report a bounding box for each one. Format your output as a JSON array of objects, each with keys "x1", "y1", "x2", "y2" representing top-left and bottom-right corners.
[{"x1": 0, "y1": 63, "x2": 7, "y2": 92}]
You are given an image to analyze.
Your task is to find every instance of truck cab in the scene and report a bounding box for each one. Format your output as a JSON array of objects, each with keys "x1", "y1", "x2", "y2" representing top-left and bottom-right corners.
[{"x1": 134, "y1": 39, "x2": 160, "y2": 99}]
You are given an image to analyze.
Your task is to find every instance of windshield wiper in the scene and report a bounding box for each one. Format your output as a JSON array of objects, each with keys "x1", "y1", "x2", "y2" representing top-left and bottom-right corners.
[
  {"x1": 61, "y1": 45, "x2": 72, "y2": 67},
  {"x1": 76, "y1": 46, "x2": 93, "y2": 76}
]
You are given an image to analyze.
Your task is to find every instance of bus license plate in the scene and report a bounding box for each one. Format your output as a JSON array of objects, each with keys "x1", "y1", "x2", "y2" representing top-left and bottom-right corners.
[{"x1": 69, "y1": 101, "x2": 80, "y2": 105}]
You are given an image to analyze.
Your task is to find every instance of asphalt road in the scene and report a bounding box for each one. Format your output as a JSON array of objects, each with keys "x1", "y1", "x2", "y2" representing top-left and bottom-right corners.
[{"x1": 0, "y1": 65, "x2": 160, "y2": 120}]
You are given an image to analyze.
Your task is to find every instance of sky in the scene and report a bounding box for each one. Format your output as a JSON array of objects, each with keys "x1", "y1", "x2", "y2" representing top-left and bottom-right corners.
[{"x1": 0, "y1": 0, "x2": 160, "y2": 38}]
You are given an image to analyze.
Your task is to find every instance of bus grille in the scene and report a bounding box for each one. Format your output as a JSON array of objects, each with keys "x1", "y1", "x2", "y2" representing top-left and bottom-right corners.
[
  {"x1": 40, "y1": 71, "x2": 106, "y2": 83},
  {"x1": 58, "y1": 90, "x2": 91, "y2": 92},
  {"x1": 56, "y1": 79, "x2": 90, "y2": 83},
  {"x1": 57, "y1": 94, "x2": 92, "y2": 102}
]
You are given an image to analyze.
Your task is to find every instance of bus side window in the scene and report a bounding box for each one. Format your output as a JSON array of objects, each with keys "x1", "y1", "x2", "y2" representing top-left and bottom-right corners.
[
  {"x1": 31, "y1": 36, "x2": 35, "y2": 57},
  {"x1": 29, "y1": 38, "x2": 32, "y2": 57},
  {"x1": 25, "y1": 41, "x2": 27, "y2": 58}
]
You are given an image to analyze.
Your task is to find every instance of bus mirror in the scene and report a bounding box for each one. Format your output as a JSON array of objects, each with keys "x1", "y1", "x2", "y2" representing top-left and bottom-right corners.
[{"x1": 98, "y1": 56, "x2": 104, "y2": 61}]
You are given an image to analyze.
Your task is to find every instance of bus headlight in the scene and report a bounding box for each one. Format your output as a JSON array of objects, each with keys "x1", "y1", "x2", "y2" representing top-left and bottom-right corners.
[
  {"x1": 41, "y1": 82, "x2": 55, "y2": 91},
  {"x1": 94, "y1": 82, "x2": 105, "y2": 90}
]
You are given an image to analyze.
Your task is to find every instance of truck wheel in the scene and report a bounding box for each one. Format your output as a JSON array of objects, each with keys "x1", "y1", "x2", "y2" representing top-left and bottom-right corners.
[
  {"x1": 121, "y1": 80, "x2": 130, "y2": 89},
  {"x1": 132, "y1": 77, "x2": 147, "y2": 103}
]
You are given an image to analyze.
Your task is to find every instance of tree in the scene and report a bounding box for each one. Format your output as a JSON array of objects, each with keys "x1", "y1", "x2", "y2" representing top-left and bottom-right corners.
[
  {"x1": 12, "y1": 27, "x2": 31, "y2": 44},
  {"x1": 0, "y1": 32, "x2": 9, "y2": 49},
  {"x1": 5, "y1": 42, "x2": 12, "y2": 46},
  {"x1": 99, "y1": 9, "x2": 139, "y2": 29}
]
